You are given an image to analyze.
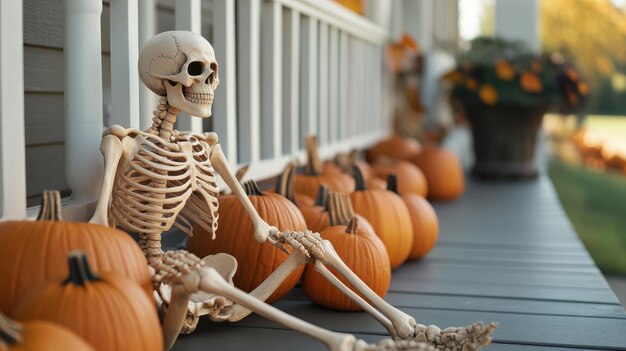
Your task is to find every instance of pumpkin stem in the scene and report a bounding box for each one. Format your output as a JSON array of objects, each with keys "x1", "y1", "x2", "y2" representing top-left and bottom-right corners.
[
  {"x1": 36, "y1": 190, "x2": 63, "y2": 221},
  {"x1": 0, "y1": 313, "x2": 22, "y2": 346},
  {"x1": 387, "y1": 173, "x2": 399, "y2": 194},
  {"x1": 275, "y1": 162, "x2": 296, "y2": 203},
  {"x1": 243, "y1": 180, "x2": 264, "y2": 196},
  {"x1": 304, "y1": 135, "x2": 322, "y2": 175},
  {"x1": 345, "y1": 217, "x2": 359, "y2": 234},
  {"x1": 235, "y1": 164, "x2": 250, "y2": 183},
  {"x1": 328, "y1": 193, "x2": 356, "y2": 227},
  {"x1": 314, "y1": 184, "x2": 329, "y2": 207},
  {"x1": 352, "y1": 165, "x2": 367, "y2": 191},
  {"x1": 64, "y1": 251, "x2": 101, "y2": 286}
]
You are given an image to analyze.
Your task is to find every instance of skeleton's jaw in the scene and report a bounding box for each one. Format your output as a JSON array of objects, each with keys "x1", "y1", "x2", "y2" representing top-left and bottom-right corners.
[{"x1": 165, "y1": 81, "x2": 214, "y2": 118}]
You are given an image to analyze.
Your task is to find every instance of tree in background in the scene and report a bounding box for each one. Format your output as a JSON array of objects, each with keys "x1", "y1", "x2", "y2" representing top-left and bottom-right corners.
[{"x1": 541, "y1": 0, "x2": 626, "y2": 114}]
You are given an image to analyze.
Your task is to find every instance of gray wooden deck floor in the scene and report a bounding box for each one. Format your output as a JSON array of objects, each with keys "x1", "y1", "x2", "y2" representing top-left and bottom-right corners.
[{"x1": 173, "y1": 176, "x2": 626, "y2": 350}]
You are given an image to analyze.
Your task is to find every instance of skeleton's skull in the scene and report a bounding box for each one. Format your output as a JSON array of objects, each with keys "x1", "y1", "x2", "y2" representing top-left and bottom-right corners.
[{"x1": 139, "y1": 31, "x2": 219, "y2": 118}]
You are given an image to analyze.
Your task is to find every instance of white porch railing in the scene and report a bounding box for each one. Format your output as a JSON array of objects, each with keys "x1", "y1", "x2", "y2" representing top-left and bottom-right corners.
[{"x1": 2, "y1": 0, "x2": 390, "y2": 221}]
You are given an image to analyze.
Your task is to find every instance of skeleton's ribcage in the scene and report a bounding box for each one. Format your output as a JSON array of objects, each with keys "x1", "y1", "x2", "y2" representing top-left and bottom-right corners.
[{"x1": 110, "y1": 135, "x2": 219, "y2": 237}]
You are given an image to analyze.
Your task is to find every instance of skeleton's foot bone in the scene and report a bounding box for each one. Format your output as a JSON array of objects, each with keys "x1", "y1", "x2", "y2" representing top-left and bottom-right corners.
[
  {"x1": 413, "y1": 322, "x2": 498, "y2": 351},
  {"x1": 355, "y1": 339, "x2": 435, "y2": 351}
]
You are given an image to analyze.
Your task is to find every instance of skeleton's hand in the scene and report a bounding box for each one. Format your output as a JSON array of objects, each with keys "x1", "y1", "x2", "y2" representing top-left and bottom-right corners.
[{"x1": 153, "y1": 250, "x2": 205, "y2": 294}]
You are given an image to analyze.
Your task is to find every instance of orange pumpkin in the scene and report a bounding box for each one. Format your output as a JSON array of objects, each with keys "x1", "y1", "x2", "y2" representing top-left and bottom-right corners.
[
  {"x1": 300, "y1": 191, "x2": 375, "y2": 234},
  {"x1": 349, "y1": 167, "x2": 413, "y2": 269},
  {"x1": 0, "y1": 191, "x2": 152, "y2": 317},
  {"x1": 0, "y1": 312, "x2": 94, "y2": 351},
  {"x1": 366, "y1": 135, "x2": 421, "y2": 162},
  {"x1": 387, "y1": 175, "x2": 439, "y2": 259},
  {"x1": 302, "y1": 194, "x2": 390, "y2": 311},
  {"x1": 273, "y1": 162, "x2": 315, "y2": 208},
  {"x1": 188, "y1": 180, "x2": 306, "y2": 303},
  {"x1": 412, "y1": 147, "x2": 465, "y2": 200},
  {"x1": 295, "y1": 136, "x2": 355, "y2": 199},
  {"x1": 372, "y1": 157, "x2": 428, "y2": 197},
  {"x1": 14, "y1": 252, "x2": 162, "y2": 351}
]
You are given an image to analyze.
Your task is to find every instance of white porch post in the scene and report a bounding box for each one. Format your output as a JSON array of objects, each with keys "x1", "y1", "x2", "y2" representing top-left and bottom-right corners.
[
  {"x1": 495, "y1": 0, "x2": 541, "y2": 51},
  {"x1": 0, "y1": 0, "x2": 27, "y2": 218},
  {"x1": 64, "y1": 0, "x2": 104, "y2": 202},
  {"x1": 110, "y1": 0, "x2": 140, "y2": 128},
  {"x1": 175, "y1": 0, "x2": 204, "y2": 133},
  {"x1": 138, "y1": 0, "x2": 157, "y2": 130}
]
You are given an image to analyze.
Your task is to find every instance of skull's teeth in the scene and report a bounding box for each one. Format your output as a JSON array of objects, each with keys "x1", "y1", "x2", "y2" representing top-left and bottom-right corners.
[{"x1": 184, "y1": 93, "x2": 213, "y2": 105}]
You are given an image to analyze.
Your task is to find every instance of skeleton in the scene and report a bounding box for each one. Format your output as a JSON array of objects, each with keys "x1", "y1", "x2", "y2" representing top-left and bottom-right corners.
[{"x1": 89, "y1": 31, "x2": 497, "y2": 351}]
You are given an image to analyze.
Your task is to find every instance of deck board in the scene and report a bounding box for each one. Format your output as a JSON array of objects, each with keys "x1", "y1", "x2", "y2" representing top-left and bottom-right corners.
[{"x1": 172, "y1": 176, "x2": 626, "y2": 350}]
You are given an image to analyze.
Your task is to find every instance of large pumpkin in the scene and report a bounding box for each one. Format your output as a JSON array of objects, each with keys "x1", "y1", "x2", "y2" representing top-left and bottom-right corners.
[
  {"x1": 0, "y1": 191, "x2": 152, "y2": 316},
  {"x1": 411, "y1": 146, "x2": 465, "y2": 200},
  {"x1": 188, "y1": 180, "x2": 306, "y2": 303},
  {"x1": 349, "y1": 167, "x2": 413, "y2": 269},
  {"x1": 0, "y1": 313, "x2": 94, "y2": 351},
  {"x1": 387, "y1": 175, "x2": 439, "y2": 259},
  {"x1": 14, "y1": 252, "x2": 162, "y2": 351},
  {"x1": 302, "y1": 193, "x2": 390, "y2": 311},
  {"x1": 366, "y1": 135, "x2": 421, "y2": 162},
  {"x1": 294, "y1": 135, "x2": 355, "y2": 199},
  {"x1": 273, "y1": 162, "x2": 315, "y2": 208},
  {"x1": 372, "y1": 157, "x2": 428, "y2": 197}
]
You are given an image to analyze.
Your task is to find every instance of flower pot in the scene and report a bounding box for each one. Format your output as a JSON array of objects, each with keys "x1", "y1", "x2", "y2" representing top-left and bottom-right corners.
[{"x1": 463, "y1": 102, "x2": 548, "y2": 179}]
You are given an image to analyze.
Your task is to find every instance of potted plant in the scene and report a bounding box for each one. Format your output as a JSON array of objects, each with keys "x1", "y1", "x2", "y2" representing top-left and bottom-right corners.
[{"x1": 443, "y1": 37, "x2": 589, "y2": 179}]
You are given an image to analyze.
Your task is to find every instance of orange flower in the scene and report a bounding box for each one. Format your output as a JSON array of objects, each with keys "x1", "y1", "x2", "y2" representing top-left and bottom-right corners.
[
  {"x1": 566, "y1": 87, "x2": 579, "y2": 105},
  {"x1": 442, "y1": 70, "x2": 463, "y2": 85},
  {"x1": 495, "y1": 60, "x2": 515, "y2": 80},
  {"x1": 565, "y1": 68, "x2": 579, "y2": 81},
  {"x1": 466, "y1": 77, "x2": 478, "y2": 91},
  {"x1": 578, "y1": 81, "x2": 590, "y2": 95},
  {"x1": 479, "y1": 85, "x2": 498, "y2": 106},
  {"x1": 520, "y1": 72, "x2": 543, "y2": 93},
  {"x1": 531, "y1": 60, "x2": 542, "y2": 72}
]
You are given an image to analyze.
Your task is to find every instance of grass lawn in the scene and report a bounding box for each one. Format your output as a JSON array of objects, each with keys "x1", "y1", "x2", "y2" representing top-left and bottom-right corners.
[{"x1": 548, "y1": 158, "x2": 626, "y2": 275}]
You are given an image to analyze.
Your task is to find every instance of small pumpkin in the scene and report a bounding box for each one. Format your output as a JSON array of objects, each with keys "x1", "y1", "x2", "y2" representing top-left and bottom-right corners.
[
  {"x1": 0, "y1": 312, "x2": 94, "y2": 351},
  {"x1": 411, "y1": 147, "x2": 465, "y2": 200},
  {"x1": 300, "y1": 191, "x2": 375, "y2": 234},
  {"x1": 302, "y1": 194, "x2": 390, "y2": 311},
  {"x1": 387, "y1": 175, "x2": 439, "y2": 259},
  {"x1": 14, "y1": 252, "x2": 162, "y2": 351},
  {"x1": 372, "y1": 157, "x2": 428, "y2": 197},
  {"x1": 294, "y1": 135, "x2": 355, "y2": 199},
  {"x1": 349, "y1": 167, "x2": 413, "y2": 269},
  {"x1": 366, "y1": 135, "x2": 421, "y2": 162},
  {"x1": 0, "y1": 191, "x2": 152, "y2": 316},
  {"x1": 188, "y1": 180, "x2": 306, "y2": 303}
]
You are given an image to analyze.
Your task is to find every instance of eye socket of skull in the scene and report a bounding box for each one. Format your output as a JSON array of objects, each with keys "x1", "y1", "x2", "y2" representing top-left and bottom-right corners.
[{"x1": 187, "y1": 61, "x2": 204, "y2": 76}]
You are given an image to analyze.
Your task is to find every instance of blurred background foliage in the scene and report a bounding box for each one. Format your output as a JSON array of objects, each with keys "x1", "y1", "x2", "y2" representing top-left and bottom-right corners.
[{"x1": 541, "y1": 0, "x2": 626, "y2": 114}]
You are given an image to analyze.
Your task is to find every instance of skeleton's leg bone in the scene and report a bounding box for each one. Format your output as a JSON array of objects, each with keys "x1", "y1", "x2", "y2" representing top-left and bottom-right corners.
[
  {"x1": 90, "y1": 134, "x2": 124, "y2": 226},
  {"x1": 228, "y1": 250, "x2": 308, "y2": 322},
  {"x1": 319, "y1": 241, "x2": 416, "y2": 340},
  {"x1": 199, "y1": 266, "x2": 357, "y2": 351},
  {"x1": 313, "y1": 261, "x2": 396, "y2": 337},
  {"x1": 162, "y1": 284, "x2": 192, "y2": 351}
]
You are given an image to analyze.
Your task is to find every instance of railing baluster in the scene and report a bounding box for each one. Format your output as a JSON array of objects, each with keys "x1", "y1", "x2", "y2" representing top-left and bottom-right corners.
[
  {"x1": 318, "y1": 21, "x2": 329, "y2": 146},
  {"x1": 300, "y1": 15, "x2": 318, "y2": 147},
  {"x1": 236, "y1": 0, "x2": 261, "y2": 164},
  {"x1": 328, "y1": 26, "x2": 339, "y2": 143},
  {"x1": 260, "y1": 0, "x2": 283, "y2": 159},
  {"x1": 0, "y1": 0, "x2": 27, "y2": 218},
  {"x1": 138, "y1": 0, "x2": 157, "y2": 131},
  {"x1": 338, "y1": 31, "x2": 349, "y2": 139},
  {"x1": 212, "y1": 0, "x2": 238, "y2": 166},
  {"x1": 64, "y1": 0, "x2": 104, "y2": 202},
  {"x1": 110, "y1": 0, "x2": 140, "y2": 129},
  {"x1": 282, "y1": 9, "x2": 300, "y2": 155},
  {"x1": 175, "y1": 0, "x2": 204, "y2": 134},
  {"x1": 350, "y1": 36, "x2": 358, "y2": 137}
]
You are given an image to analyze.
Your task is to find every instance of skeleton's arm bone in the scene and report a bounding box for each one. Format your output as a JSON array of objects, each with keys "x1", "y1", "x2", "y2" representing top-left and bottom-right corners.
[
  {"x1": 90, "y1": 134, "x2": 124, "y2": 226},
  {"x1": 162, "y1": 284, "x2": 193, "y2": 351},
  {"x1": 210, "y1": 143, "x2": 273, "y2": 243}
]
